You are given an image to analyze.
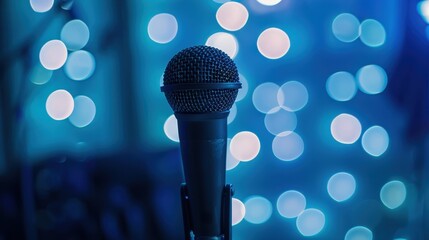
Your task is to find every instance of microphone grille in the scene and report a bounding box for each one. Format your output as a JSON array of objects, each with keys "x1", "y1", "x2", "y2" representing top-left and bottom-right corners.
[{"x1": 162, "y1": 46, "x2": 239, "y2": 113}]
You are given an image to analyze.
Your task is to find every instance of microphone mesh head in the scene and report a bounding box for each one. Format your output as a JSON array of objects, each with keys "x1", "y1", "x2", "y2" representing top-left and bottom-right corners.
[{"x1": 163, "y1": 46, "x2": 239, "y2": 113}]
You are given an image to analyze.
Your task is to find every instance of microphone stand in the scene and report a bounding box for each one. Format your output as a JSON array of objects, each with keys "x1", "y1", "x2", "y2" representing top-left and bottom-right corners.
[{"x1": 181, "y1": 183, "x2": 233, "y2": 240}]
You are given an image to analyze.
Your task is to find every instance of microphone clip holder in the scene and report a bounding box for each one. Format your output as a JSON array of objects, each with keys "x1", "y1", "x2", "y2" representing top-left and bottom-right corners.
[{"x1": 180, "y1": 183, "x2": 234, "y2": 240}]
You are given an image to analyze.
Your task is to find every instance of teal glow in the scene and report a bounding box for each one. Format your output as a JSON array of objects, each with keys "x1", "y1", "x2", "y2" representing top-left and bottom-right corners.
[{"x1": 380, "y1": 180, "x2": 407, "y2": 209}]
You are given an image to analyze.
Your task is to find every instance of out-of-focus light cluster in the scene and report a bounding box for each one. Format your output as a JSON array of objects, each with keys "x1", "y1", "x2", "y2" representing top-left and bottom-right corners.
[
  {"x1": 30, "y1": 0, "x2": 54, "y2": 13},
  {"x1": 276, "y1": 190, "x2": 306, "y2": 218},
  {"x1": 326, "y1": 71, "x2": 357, "y2": 101},
  {"x1": 380, "y1": 180, "x2": 407, "y2": 209},
  {"x1": 61, "y1": 19, "x2": 90, "y2": 50},
  {"x1": 345, "y1": 226, "x2": 373, "y2": 240},
  {"x1": 39, "y1": 40, "x2": 68, "y2": 70},
  {"x1": 327, "y1": 172, "x2": 356, "y2": 202},
  {"x1": 331, "y1": 113, "x2": 362, "y2": 144},
  {"x1": 296, "y1": 208, "x2": 325, "y2": 236},
  {"x1": 244, "y1": 196, "x2": 272, "y2": 224},
  {"x1": 216, "y1": 2, "x2": 248, "y2": 31},
  {"x1": 332, "y1": 13, "x2": 386, "y2": 47},
  {"x1": 33, "y1": 3, "x2": 97, "y2": 128},
  {"x1": 206, "y1": 32, "x2": 239, "y2": 59},
  {"x1": 148, "y1": 13, "x2": 178, "y2": 44},
  {"x1": 257, "y1": 28, "x2": 290, "y2": 59},
  {"x1": 418, "y1": 1, "x2": 429, "y2": 23}
]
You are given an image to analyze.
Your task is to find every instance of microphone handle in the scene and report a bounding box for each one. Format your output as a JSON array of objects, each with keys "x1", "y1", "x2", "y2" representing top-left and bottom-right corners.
[{"x1": 176, "y1": 112, "x2": 228, "y2": 238}]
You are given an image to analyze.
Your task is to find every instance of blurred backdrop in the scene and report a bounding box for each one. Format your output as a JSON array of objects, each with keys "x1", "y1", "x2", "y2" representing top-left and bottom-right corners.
[{"x1": 0, "y1": 0, "x2": 428, "y2": 239}]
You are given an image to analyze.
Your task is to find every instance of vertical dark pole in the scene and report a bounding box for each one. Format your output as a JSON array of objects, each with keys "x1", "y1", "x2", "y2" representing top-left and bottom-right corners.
[{"x1": 113, "y1": 0, "x2": 140, "y2": 147}]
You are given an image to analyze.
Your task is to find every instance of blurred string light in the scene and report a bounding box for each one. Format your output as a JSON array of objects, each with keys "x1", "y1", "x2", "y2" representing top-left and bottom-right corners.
[
  {"x1": 226, "y1": 139, "x2": 240, "y2": 170},
  {"x1": 272, "y1": 131, "x2": 304, "y2": 161},
  {"x1": 345, "y1": 226, "x2": 373, "y2": 240},
  {"x1": 264, "y1": 107, "x2": 297, "y2": 136},
  {"x1": 163, "y1": 114, "x2": 179, "y2": 142},
  {"x1": 326, "y1": 71, "x2": 357, "y2": 102},
  {"x1": 46, "y1": 89, "x2": 74, "y2": 120},
  {"x1": 276, "y1": 190, "x2": 306, "y2": 218},
  {"x1": 235, "y1": 74, "x2": 248, "y2": 102},
  {"x1": 257, "y1": 28, "x2": 290, "y2": 59},
  {"x1": 380, "y1": 180, "x2": 407, "y2": 209},
  {"x1": 331, "y1": 113, "x2": 362, "y2": 144},
  {"x1": 327, "y1": 172, "x2": 356, "y2": 202},
  {"x1": 230, "y1": 131, "x2": 260, "y2": 162},
  {"x1": 216, "y1": 2, "x2": 249, "y2": 31},
  {"x1": 29, "y1": 64, "x2": 52, "y2": 85},
  {"x1": 359, "y1": 19, "x2": 386, "y2": 47},
  {"x1": 206, "y1": 32, "x2": 239, "y2": 59},
  {"x1": 417, "y1": 1, "x2": 429, "y2": 23},
  {"x1": 232, "y1": 198, "x2": 246, "y2": 226},
  {"x1": 69, "y1": 95, "x2": 96, "y2": 128},
  {"x1": 65, "y1": 50, "x2": 96, "y2": 81},
  {"x1": 252, "y1": 82, "x2": 281, "y2": 113},
  {"x1": 257, "y1": 0, "x2": 282, "y2": 6},
  {"x1": 277, "y1": 81, "x2": 308, "y2": 111},
  {"x1": 332, "y1": 13, "x2": 361, "y2": 43},
  {"x1": 61, "y1": 19, "x2": 90, "y2": 50},
  {"x1": 244, "y1": 196, "x2": 273, "y2": 224},
  {"x1": 356, "y1": 64, "x2": 388, "y2": 95},
  {"x1": 30, "y1": 0, "x2": 54, "y2": 13},
  {"x1": 147, "y1": 13, "x2": 178, "y2": 44},
  {"x1": 296, "y1": 208, "x2": 325, "y2": 237},
  {"x1": 361, "y1": 126, "x2": 389, "y2": 157},
  {"x1": 227, "y1": 103, "x2": 237, "y2": 124},
  {"x1": 39, "y1": 40, "x2": 68, "y2": 70}
]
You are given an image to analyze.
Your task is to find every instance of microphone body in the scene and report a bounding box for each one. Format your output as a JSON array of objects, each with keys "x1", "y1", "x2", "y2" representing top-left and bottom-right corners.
[
  {"x1": 161, "y1": 45, "x2": 240, "y2": 239},
  {"x1": 176, "y1": 112, "x2": 227, "y2": 237}
]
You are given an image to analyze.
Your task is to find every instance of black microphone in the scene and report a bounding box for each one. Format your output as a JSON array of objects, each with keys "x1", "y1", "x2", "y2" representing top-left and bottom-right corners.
[{"x1": 161, "y1": 45, "x2": 241, "y2": 239}]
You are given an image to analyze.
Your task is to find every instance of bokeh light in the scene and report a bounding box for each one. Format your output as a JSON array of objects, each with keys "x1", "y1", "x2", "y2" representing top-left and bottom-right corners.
[
  {"x1": 417, "y1": 1, "x2": 429, "y2": 23},
  {"x1": 46, "y1": 90, "x2": 75, "y2": 120},
  {"x1": 332, "y1": 13, "x2": 361, "y2": 42},
  {"x1": 147, "y1": 13, "x2": 178, "y2": 44},
  {"x1": 236, "y1": 74, "x2": 248, "y2": 102},
  {"x1": 226, "y1": 139, "x2": 240, "y2": 170},
  {"x1": 230, "y1": 131, "x2": 260, "y2": 162},
  {"x1": 216, "y1": 2, "x2": 249, "y2": 31},
  {"x1": 272, "y1": 131, "x2": 304, "y2": 161},
  {"x1": 356, "y1": 64, "x2": 388, "y2": 95},
  {"x1": 380, "y1": 180, "x2": 407, "y2": 209},
  {"x1": 244, "y1": 196, "x2": 272, "y2": 224},
  {"x1": 360, "y1": 19, "x2": 386, "y2": 47},
  {"x1": 345, "y1": 226, "x2": 373, "y2": 240},
  {"x1": 257, "y1": 28, "x2": 290, "y2": 59},
  {"x1": 327, "y1": 172, "x2": 356, "y2": 202},
  {"x1": 264, "y1": 107, "x2": 297, "y2": 136},
  {"x1": 326, "y1": 71, "x2": 357, "y2": 101},
  {"x1": 206, "y1": 32, "x2": 239, "y2": 59},
  {"x1": 361, "y1": 126, "x2": 389, "y2": 157},
  {"x1": 65, "y1": 50, "x2": 96, "y2": 81},
  {"x1": 276, "y1": 190, "x2": 306, "y2": 218},
  {"x1": 232, "y1": 198, "x2": 246, "y2": 226},
  {"x1": 30, "y1": 0, "x2": 54, "y2": 13},
  {"x1": 252, "y1": 82, "x2": 281, "y2": 113},
  {"x1": 296, "y1": 208, "x2": 325, "y2": 237},
  {"x1": 257, "y1": 0, "x2": 282, "y2": 6},
  {"x1": 277, "y1": 81, "x2": 308, "y2": 111},
  {"x1": 227, "y1": 103, "x2": 237, "y2": 124},
  {"x1": 163, "y1": 114, "x2": 179, "y2": 142},
  {"x1": 69, "y1": 96, "x2": 96, "y2": 128},
  {"x1": 331, "y1": 113, "x2": 362, "y2": 144},
  {"x1": 29, "y1": 64, "x2": 52, "y2": 85},
  {"x1": 39, "y1": 40, "x2": 68, "y2": 70},
  {"x1": 61, "y1": 19, "x2": 90, "y2": 50}
]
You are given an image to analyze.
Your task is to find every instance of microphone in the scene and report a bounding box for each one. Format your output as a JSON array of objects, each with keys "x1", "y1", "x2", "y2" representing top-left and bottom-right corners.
[{"x1": 161, "y1": 45, "x2": 241, "y2": 239}]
